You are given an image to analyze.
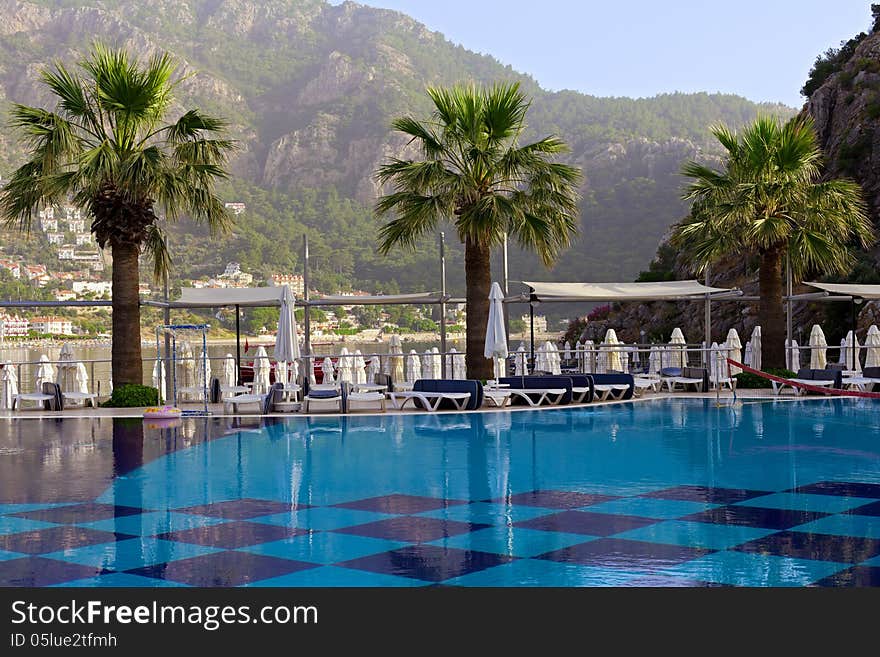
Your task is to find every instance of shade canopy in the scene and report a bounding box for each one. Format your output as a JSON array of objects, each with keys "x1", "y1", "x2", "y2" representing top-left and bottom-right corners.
[
  {"x1": 520, "y1": 280, "x2": 735, "y2": 302},
  {"x1": 177, "y1": 286, "x2": 291, "y2": 307},
  {"x1": 803, "y1": 282, "x2": 880, "y2": 299}
]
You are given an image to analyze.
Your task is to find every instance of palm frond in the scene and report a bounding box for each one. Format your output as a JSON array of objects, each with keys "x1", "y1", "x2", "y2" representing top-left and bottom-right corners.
[{"x1": 144, "y1": 222, "x2": 172, "y2": 283}]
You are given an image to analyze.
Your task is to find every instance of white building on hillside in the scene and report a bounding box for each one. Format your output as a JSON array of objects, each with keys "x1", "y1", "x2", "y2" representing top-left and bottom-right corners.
[{"x1": 30, "y1": 316, "x2": 73, "y2": 335}]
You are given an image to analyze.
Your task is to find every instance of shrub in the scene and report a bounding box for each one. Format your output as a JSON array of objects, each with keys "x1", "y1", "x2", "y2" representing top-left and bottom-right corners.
[
  {"x1": 100, "y1": 384, "x2": 159, "y2": 407},
  {"x1": 734, "y1": 368, "x2": 796, "y2": 389}
]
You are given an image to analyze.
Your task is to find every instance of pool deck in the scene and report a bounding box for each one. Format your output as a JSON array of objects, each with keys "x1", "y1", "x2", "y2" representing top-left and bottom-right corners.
[{"x1": 0, "y1": 387, "x2": 831, "y2": 420}]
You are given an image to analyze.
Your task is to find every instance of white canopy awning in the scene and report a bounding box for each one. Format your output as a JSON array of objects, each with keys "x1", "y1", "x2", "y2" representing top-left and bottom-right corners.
[
  {"x1": 803, "y1": 282, "x2": 880, "y2": 300},
  {"x1": 519, "y1": 280, "x2": 736, "y2": 302},
  {"x1": 308, "y1": 292, "x2": 445, "y2": 306},
  {"x1": 175, "y1": 286, "x2": 289, "y2": 307}
]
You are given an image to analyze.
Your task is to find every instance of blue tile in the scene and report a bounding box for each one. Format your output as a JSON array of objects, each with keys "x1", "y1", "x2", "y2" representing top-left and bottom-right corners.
[
  {"x1": 428, "y1": 527, "x2": 596, "y2": 558},
  {"x1": 0, "y1": 549, "x2": 27, "y2": 562},
  {"x1": 735, "y1": 493, "x2": 877, "y2": 514},
  {"x1": 0, "y1": 516, "x2": 59, "y2": 535},
  {"x1": 614, "y1": 521, "x2": 777, "y2": 550},
  {"x1": 77, "y1": 512, "x2": 227, "y2": 536},
  {"x1": 0, "y1": 503, "x2": 72, "y2": 515},
  {"x1": 660, "y1": 551, "x2": 850, "y2": 586},
  {"x1": 790, "y1": 515, "x2": 880, "y2": 540},
  {"x1": 239, "y1": 533, "x2": 406, "y2": 565},
  {"x1": 416, "y1": 502, "x2": 553, "y2": 525},
  {"x1": 858, "y1": 554, "x2": 880, "y2": 567},
  {"x1": 243, "y1": 566, "x2": 431, "y2": 587},
  {"x1": 51, "y1": 573, "x2": 190, "y2": 587},
  {"x1": 585, "y1": 497, "x2": 718, "y2": 520},
  {"x1": 43, "y1": 538, "x2": 223, "y2": 571},
  {"x1": 254, "y1": 508, "x2": 393, "y2": 531},
  {"x1": 444, "y1": 559, "x2": 642, "y2": 586}
]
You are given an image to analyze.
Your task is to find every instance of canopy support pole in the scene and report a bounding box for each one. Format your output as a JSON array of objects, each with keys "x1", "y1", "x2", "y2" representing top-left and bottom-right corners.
[
  {"x1": 786, "y1": 253, "x2": 793, "y2": 369},
  {"x1": 502, "y1": 232, "x2": 510, "y2": 352},
  {"x1": 303, "y1": 234, "x2": 311, "y2": 384},
  {"x1": 852, "y1": 298, "x2": 857, "y2": 371},
  {"x1": 704, "y1": 265, "x2": 711, "y2": 368},
  {"x1": 529, "y1": 299, "x2": 535, "y2": 371},
  {"x1": 163, "y1": 273, "x2": 172, "y2": 403},
  {"x1": 234, "y1": 304, "x2": 241, "y2": 387},
  {"x1": 439, "y1": 232, "x2": 447, "y2": 378}
]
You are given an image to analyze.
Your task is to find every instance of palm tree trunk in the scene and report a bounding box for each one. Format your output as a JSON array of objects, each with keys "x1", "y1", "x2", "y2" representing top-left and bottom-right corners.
[
  {"x1": 111, "y1": 241, "x2": 143, "y2": 387},
  {"x1": 759, "y1": 246, "x2": 785, "y2": 369},
  {"x1": 465, "y1": 237, "x2": 494, "y2": 380}
]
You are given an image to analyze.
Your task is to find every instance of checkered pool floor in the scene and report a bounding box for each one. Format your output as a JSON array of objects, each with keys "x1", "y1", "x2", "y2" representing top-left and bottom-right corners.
[{"x1": 2, "y1": 483, "x2": 880, "y2": 587}]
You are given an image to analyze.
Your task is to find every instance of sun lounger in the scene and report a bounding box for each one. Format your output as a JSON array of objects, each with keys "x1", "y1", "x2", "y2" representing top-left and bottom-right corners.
[
  {"x1": 301, "y1": 383, "x2": 344, "y2": 413},
  {"x1": 13, "y1": 382, "x2": 63, "y2": 411},
  {"x1": 588, "y1": 373, "x2": 635, "y2": 400},
  {"x1": 345, "y1": 389, "x2": 387, "y2": 412},
  {"x1": 661, "y1": 367, "x2": 709, "y2": 393},
  {"x1": 771, "y1": 368, "x2": 843, "y2": 396},
  {"x1": 412, "y1": 379, "x2": 483, "y2": 410},
  {"x1": 61, "y1": 391, "x2": 98, "y2": 408},
  {"x1": 388, "y1": 391, "x2": 471, "y2": 411},
  {"x1": 498, "y1": 376, "x2": 574, "y2": 406},
  {"x1": 567, "y1": 375, "x2": 595, "y2": 404}
]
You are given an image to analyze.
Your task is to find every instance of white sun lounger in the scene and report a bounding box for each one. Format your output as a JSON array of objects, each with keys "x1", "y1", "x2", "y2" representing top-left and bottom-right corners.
[
  {"x1": 12, "y1": 392, "x2": 57, "y2": 410},
  {"x1": 771, "y1": 378, "x2": 836, "y2": 396},
  {"x1": 506, "y1": 388, "x2": 567, "y2": 407},
  {"x1": 61, "y1": 391, "x2": 98, "y2": 408},
  {"x1": 388, "y1": 391, "x2": 471, "y2": 411},
  {"x1": 593, "y1": 384, "x2": 631, "y2": 401}
]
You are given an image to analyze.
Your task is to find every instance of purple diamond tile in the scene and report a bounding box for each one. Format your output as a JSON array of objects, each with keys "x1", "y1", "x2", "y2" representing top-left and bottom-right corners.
[
  {"x1": 157, "y1": 522, "x2": 311, "y2": 549},
  {"x1": 622, "y1": 575, "x2": 728, "y2": 587},
  {"x1": 10, "y1": 503, "x2": 145, "y2": 524},
  {"x1": 0, "y1": 557, "x2": 102, "y2": 586},
  {"x1": 332, "y1": 494, "x2": 468, "y2": 515},
  {"x1": 846, "y1": 501, "x2": 880, "y2": 517},
  {"x1": 537, "y1": 538, "x2": 713, "y2": 569},
  {"x1": 0, "y1": 526, "x2": 133, "y2": 555},
  {"x1": 491, "y1": 490, "x2": 619, "y2": 509},
  {"x1": 788, "y1": 482, "x2": 880, "y2": 499},
  {"x1": 174, "y1": 498, "x2": 308, "y2": 519},
  {"x1": 733, "y1": 531, "x2": 880, "y2": 563},
  {"x1": 681, "y1": 506, "x2": 829, "y2": 530},
  {"x1": 813, "y1": 566, "x2": 880, "y2": 587},
  {"x1": 642, "y1": 486, "x2": 771, "y2": 505},
  {"x1": 513, "y1": 510, "x2": 658, "y2": 537},
  {"x1": 332, "y1": 517, "x2": 487, "y2": 543},
  {"x1": 337, "y1": 545, "x2": 514, "y2": 582},
  {"x1": 127, "y1": 551, "x2": 317, "y2": 587}
]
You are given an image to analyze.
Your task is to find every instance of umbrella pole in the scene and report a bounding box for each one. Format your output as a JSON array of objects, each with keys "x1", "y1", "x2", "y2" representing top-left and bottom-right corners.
[
  {"x1": 852, "y1": 298, "x2": 857, "y2": 371},
  {"x1": 235, "y1": 304, "x2": 241, "y2": 386},
  {"x1": 529, "y1": 301, "x2": 535, "y2": 372},
  {"x1": 439, "y1": 232, "x2": 447, "y2": 378},
  {"x1": 786, "y1": 254, "x2": 792, "y2": 369}
]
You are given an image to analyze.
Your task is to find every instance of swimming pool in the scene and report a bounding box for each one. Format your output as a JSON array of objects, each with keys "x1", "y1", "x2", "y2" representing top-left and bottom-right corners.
[{"x1": 1, "y1": 398, "x2": 879, "y2": 587}]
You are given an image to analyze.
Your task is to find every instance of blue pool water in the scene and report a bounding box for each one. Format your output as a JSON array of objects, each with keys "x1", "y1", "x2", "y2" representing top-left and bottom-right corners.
[{"x1": 1, "y1": 398, "x2": 880, "y2": 586}]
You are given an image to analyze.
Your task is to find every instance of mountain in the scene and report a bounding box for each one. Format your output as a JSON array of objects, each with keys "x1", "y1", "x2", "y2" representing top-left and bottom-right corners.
[
  {"x1": 592, "y1": 8, "x2": 880, "y2": 348},
  {"x1": 0, "y1": 0, "x2": 792, "y2": 305}
]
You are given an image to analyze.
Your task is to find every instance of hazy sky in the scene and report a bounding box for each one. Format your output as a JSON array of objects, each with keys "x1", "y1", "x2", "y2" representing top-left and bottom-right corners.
[{"x1": 331, "y1": 0, "x2": 874, "y2": 107}]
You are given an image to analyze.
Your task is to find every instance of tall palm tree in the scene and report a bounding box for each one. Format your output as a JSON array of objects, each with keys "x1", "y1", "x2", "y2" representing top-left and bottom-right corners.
[
  {"x1": 0, "y1": 43, "x2": 234, "y2": 388},
  {"x1": 672, "y1": 114, "x2": 874, "y2": 368},
  {"x1": 375, "y1": 82, "x2": 581, "y2": 379}
]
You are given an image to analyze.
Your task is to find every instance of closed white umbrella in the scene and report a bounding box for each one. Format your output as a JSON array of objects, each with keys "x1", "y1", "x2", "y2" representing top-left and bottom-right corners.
[
  {"x1": 709, "y1": 342, "x2": 723, "y2": 384},
  {"x1": 725, "y1": 328, "x2": 743, "y2": 375},
  {"x1": 74, "y1": 362, "x2": 89, "y2": 394},
  {"x1": 534, "y1": 343, "x2": 547, "y2": 373},
  {"x1": 785, "y1": 340, "x2": 801, "y2": 372},
  {"x1": 405, "y1": 350, "x2": 422, "y2": 383},
  {"x1": 749, "y1": 326, "x2": 762, "y2": 371},
  {"x1": 452, "y1": 348, "x2": 466, "y2": 379},
  {"x1": 422, "y1": 349, "x2": 435, "y2": 379},
  {"x1": 838, "y1": 338, "x2": 848, "y2": 365},
  {"x1": 222, "y1": 353, "x2": 236, "y2": 387},
  {"x1": 808, "y1": 325, "x2": 827, "y2": 369},
  {"x1": 151, "y1": 359, "x2": 165, "y2": 401},
  {"x1": 744, "y1": 341, "x2": 753, "y2": 367},
  {"x1": 321, "y1": 357, "x2": 336, "y2": 384},
  {"x1": 563, "y1": 341, "x2": 572, "y2": 361},
  {"x1": 431, "y1": 347, "x2": 443, "y2": 379},
  {"x1": 367, "y1": 355, "x2": 382, "y2": 382},
  {"x1": 55, "y1": 343, "x2": 77, "y2": 392},
  {"x1": 581, "y1": 340, "x2": 594, "y2": 373},
  {"x1": 195, "y1": 346, "x2": 211, "y2": 391},
  {"x1": 252, "y1": 345, "x2": 271, "y2": 394},
  {"x1": 35, "y1": 354, "x2": 55, "y2": 393},
  {"x1": 865, "y1": 325, "x2": 880, "y2": 369},
  {"x1": 844, "y1": 330, "x2": 862, "y2": 373},
  {"x1": 548, "y1": 342, "x2": 561, "y2": 375},
  {"x1": 603, "y1": 329, "x2": 623, "y2": 372},
  {"x1": 337, "y1": 347, "x2": 353, "y2": 384},
  {"x1": 1, "y1": 362, "x2": 18, "y2": 410},
  {"x1": 514, "y1": 344, "x2": 528, "y2": 376},
  {"x1": 484, "y1": 282, "x2": 508, "y2": 381},
  {"x1": 175, "y1": 340, "x2": 195, "y2": 395},
  {"x1": 387, "y1": 334, "x2": 405, "y2": 383},
  {"x1": 648, "y1": 345, "x2": 663, "y2": 375},
  {"x1": 273, "y1": 285, "x2": 301, "y2": 389},
  {"x1": 668, "y1": 328, "x2": 687, "y2": 369},
  {"x1": 352, "y1": 349, "x2": 367, "y2": 384}
]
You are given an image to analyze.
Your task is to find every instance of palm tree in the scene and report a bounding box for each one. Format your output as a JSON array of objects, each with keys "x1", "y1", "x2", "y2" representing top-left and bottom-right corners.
[
  {"x1": 0, "y1": 43, "x2": 234, "y2": 388},
  {"x1": 672, "y1": 114, "x2": 874, "y2": 368},
  {"x1": 374, "y1": 82, "x2": 581, "y2": 379}
]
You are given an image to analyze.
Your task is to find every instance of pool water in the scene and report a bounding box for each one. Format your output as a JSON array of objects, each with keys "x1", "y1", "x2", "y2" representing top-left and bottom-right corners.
[{"x1": 1, "y1": 398, "x2": 880, "y2": 587}]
